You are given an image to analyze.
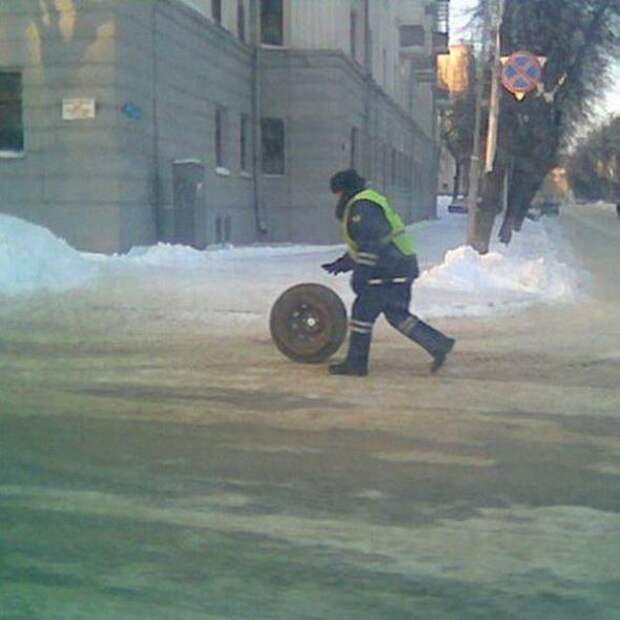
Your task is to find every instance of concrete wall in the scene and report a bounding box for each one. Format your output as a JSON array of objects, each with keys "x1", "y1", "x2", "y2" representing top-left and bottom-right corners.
[
  {"x1": 110, "y1": 0, "x2": 257, "y2": 250},
  {"x1": 0, "y1": 0, "x2": 126, "y2": 252},
  {"x1": 259, "y1": 50, "x2": 434, "y2": 245},
  {"x1": 0, "y1": 0, "x2": 440, "y2": 253},
  {"x1": 148, "y1": 0, "x2": 256, "y2": 248},
  {"x1": 0, "y1": 0, "x2": 257, "y2": 252}
]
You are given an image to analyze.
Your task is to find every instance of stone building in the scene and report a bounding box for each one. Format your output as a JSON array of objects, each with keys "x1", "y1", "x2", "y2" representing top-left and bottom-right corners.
[{"x1": 0, "y1": 0, "x2": 449, "y2": 252}]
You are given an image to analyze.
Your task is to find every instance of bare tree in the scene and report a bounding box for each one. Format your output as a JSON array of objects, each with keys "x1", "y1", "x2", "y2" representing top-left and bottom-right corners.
[{"x1": 467, "y1": 0, "x2": 619, "y2": 249}]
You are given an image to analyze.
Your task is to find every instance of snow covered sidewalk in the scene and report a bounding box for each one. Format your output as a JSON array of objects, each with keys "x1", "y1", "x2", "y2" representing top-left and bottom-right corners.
[{"x1": 0, "y1": 200, "x2": 583, "y2": 322}]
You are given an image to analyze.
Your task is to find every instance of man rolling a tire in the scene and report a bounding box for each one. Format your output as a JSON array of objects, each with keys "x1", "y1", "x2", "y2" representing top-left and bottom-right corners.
[{"x1": 322, "y1": 169, "x2": 455, "y2": 377}]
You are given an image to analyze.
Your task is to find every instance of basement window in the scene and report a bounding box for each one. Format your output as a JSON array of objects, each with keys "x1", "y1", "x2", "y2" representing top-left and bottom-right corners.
[
  {"x1": 261, "y1": 0, "x2": 283, "y2": 46},
  {"x1": 0, "y1": 72, "x2": 24, "y2": 154},
  {"x1": 261, "y1": 118, "x2": 285, "y2": 175}
]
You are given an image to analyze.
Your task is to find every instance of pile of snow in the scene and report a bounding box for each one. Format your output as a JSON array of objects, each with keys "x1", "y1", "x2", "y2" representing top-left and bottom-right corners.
[
  {"x1": 102, "y1": 242, "x2": 333, "y2": 270},
  {"x1": 423, "y1": 245, "x2": 575, "y2": 300},
  {"x1": 114, "y1": 242, "x2": 211, "y2": 269},
  {"x1": 0, "y1": 206, "x2": 582, "y2": 320},
  {"x1": 413, "y1": 207, "x2": 580, "y2": 316},
  {"x1": 0, "y1": 215, "x2": 97, "y2": 295},
  {"x1": 415, "y1": 244, "x2": 577, "y2": 317}
]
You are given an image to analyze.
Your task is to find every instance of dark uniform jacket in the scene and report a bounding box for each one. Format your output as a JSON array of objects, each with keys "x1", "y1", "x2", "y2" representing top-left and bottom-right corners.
[{"x1": 342, "y1": 199, "x2": 419, "y2": 293}]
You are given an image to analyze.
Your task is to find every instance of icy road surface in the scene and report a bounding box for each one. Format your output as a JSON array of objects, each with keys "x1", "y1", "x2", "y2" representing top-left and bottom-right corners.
[{"x1": 1, "y1": 202, "x2": 619, "y2": 619}]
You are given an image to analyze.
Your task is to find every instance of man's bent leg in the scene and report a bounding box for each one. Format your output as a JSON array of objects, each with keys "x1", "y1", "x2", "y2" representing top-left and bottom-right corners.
[
  {"x1": 329, "y1": 290, "x2": 383, "y2": 376},
  {"x1": 384, "y1": 284, "x2": 455, "y2": 373}
]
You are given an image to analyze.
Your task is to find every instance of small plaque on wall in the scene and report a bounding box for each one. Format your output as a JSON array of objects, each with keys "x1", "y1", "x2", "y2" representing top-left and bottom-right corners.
[{"x1": 62, "y1": 98, "x2": 96, "y2": 120}]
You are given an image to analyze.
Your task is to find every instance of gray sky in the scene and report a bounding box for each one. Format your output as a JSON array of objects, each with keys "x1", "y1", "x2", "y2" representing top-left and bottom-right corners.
[{"x1": 449, "y1": 0, "x2": 620, "y2": 119}]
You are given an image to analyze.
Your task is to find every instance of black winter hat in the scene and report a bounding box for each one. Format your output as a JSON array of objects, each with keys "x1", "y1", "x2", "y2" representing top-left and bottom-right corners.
[{"x1": 330, "y1": 169, "x2": 366, "y2": 194}]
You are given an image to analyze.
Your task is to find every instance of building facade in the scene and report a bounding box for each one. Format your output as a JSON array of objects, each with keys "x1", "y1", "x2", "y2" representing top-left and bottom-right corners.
[{"x1": 0, "y1": 0, "x2": 448, "y2": 252}]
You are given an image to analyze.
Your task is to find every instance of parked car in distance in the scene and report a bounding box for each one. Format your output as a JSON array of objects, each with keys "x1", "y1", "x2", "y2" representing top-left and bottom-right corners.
[{"x1": 448, "y1": 196, "x2": 468, "y2": 214}]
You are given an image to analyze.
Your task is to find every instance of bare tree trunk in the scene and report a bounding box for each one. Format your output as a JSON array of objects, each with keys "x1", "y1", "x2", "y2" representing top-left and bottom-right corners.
[
  {"x1": 452, "y1": 160, "x2": 461, "y2": 202},
  {"x1": 462, "y1": 158, "x2": 471, "y2": 196},
  {"x1": 471, "y1": 163, "x2": 505, "y2": 253},
  {"x1": 499, "y1": 168, "x2": 543, "y2": 244}
]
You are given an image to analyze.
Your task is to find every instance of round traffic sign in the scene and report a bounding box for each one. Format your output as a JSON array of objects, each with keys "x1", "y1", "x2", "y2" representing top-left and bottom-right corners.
[{"x1": 501, "y1": 50, "x2": 542, "y2": 96}]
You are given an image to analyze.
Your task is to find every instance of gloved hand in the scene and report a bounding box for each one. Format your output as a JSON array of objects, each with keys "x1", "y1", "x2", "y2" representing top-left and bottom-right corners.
[{"x1": 321, "y1": 254, "x2": 354, "y2": 275}]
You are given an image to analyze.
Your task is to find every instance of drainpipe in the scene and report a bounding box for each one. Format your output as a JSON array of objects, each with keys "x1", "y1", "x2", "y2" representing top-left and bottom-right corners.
[
  {"x1": 250, "y1": 0, "x2": 268, "y2": 235},
  {"x1": 363, "y1": 0, "x2": 372, "y2": 180},
  {"x1": 151, "y1": 2, "x2": 162, "y2": 242}
]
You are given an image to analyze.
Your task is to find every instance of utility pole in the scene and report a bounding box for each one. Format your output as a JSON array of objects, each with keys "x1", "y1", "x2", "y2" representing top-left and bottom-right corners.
[
  {"x1": 363, "y1": 0, "x2": 372, "y2": 181},
  {"x1": 466, "y1": 1, "x2": 491, "y2": 246},
  {"x1": 484, "y1": 0, "x2": 505, "y2": 173},
  {"x1": 467, "y1": 0, "x2": 506, "y2": 247}
]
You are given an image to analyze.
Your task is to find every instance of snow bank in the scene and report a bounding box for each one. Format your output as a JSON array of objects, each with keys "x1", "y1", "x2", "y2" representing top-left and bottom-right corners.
[
  {"x1": 104, "y1": 242, "x2": 332, "y2": 269},
  {"x1": 0, "y1": 215, "x2": 97, "y2": 295},
  {"x1": 0, "y1": 206, "x2": 582, "y2": 321},
  {"x1": 415, "y1": 244, "x2": 577, "y2": 317},
  {"x1": 418, "y1": 240, "x2": 576, "y2": 299},
  {"x1": 413, "y1": 209, "x2": 580, "y2": 317}
]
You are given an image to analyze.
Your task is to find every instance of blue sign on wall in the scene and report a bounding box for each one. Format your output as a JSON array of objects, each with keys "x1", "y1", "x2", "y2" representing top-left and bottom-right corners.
[{"x1": 121, "y1": 102, "x2": 143, "y2": 120}]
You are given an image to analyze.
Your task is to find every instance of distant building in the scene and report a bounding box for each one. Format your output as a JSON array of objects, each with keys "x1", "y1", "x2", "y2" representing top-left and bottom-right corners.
[
  {"x1": 0, "y1": 0, "x2": 449, "y2": 252},
  {"x1": 437, "y1": 42, "x2": 472, "y2": 97},
  {"x1": 437, "y1": 42, "x2": 474, "y2": 199}
]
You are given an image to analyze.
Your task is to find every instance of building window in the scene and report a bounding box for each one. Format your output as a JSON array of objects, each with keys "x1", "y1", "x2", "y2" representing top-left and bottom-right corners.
[
  {"x1": 261, "y1": 0, "x2": 283, "y2": 46},
  {"x1": 350, "y1": 11, "x2": 357, "y2": 61},
  {"x1": 400, "y1": 25, "x2": 425, "y2": 47},
  {"x1": 261, "y1": 117, "x2": 285, "y2": 175},
  {"x1": 0, "y1": 72, "x2": 23, "y2": 153},
  {"x1": 237, "y1": 0, "x2": 246, "y2": 42},
  {"x1": 212, "y1": 0, "x2": 222, "y2": 23},
  {"x1": 240, "y1": 113, "x2": 249, "y2": 172},
  {"x1": 350, "y1": 127, "x2": 359, "y2": 169},
  {"x1": 215, "y1": 105, "x2": 227, "y2": 168}
]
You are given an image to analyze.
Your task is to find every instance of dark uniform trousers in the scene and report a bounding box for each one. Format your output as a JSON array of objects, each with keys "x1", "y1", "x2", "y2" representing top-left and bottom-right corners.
[
  {"x1": 347, "y1": 277, "x2": 451, "y2": 372},
  {"x1": 352, "y1": 280, "x2": 414, "y2": 331}
]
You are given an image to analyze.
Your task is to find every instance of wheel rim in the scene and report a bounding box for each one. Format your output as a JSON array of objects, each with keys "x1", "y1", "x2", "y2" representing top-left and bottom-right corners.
[{"x1": 270, "y1": 284, "x2": 348, "y2": 363}]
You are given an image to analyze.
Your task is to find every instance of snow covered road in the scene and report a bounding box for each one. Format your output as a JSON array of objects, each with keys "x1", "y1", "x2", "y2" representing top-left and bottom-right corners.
[{"x1": 1, "y1": 202, "x2": 619, "y2": 619}]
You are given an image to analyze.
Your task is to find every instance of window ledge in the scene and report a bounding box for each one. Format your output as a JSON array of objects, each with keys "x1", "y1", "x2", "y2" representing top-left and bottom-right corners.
[
  {"x1": 263, "y1": 173, "x2": 285, "y2": 178},
  {"x1": 0, "y1": 151, "x2": 25, "y2": 159},
  {"x1": 215, "y1": 166, "x2": 231, "y2": 176}
]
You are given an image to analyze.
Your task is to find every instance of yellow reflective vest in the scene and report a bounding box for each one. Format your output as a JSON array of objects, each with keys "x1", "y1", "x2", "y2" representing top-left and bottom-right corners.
[{"x1": 342, "y1": 189, "x2": 416, "y2": 259}]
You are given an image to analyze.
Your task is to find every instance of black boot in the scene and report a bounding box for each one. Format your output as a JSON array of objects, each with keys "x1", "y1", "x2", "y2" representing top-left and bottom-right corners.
[
  {"x1": 429, "y1": 336, "x2": 455, "y2": 373},
  {"x1": 329, "y1": 330, "x2": 371, "y2": 377},
  {"x1": 400, "y1": 317, "x2": 455, "y2": 373}
]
